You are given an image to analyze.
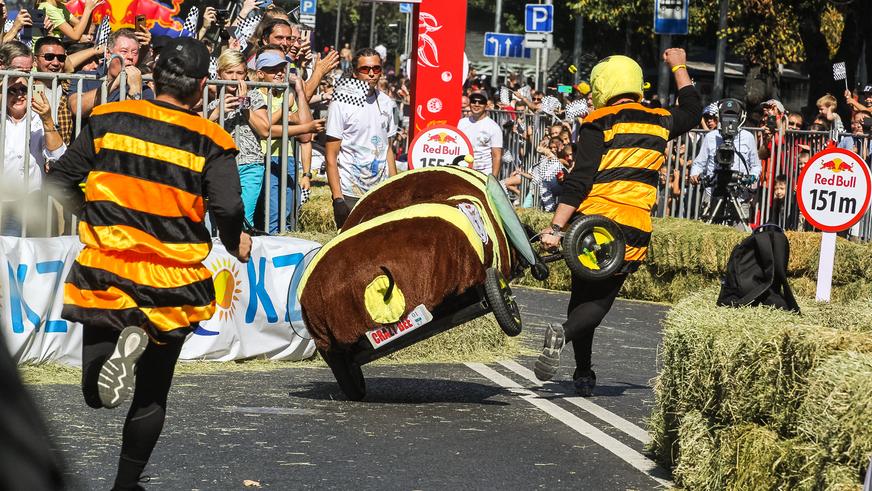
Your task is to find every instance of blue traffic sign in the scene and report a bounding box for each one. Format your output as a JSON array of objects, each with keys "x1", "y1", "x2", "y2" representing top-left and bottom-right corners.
[
  {"x1": 300, "y1": 0, "x2": 317, "y2": 16},
  {"x1": 399, "y1": 3, "x2": 412, "y2": 13},
  {"x1": 483, "y1": 32, "x2": 532, "y2": 58},
  {"x1": 654, "y1": 0, "x2": 689, "y2": 35},
  {"x1": 525, "y1": 4, "x2": 553, "y2": 33}
]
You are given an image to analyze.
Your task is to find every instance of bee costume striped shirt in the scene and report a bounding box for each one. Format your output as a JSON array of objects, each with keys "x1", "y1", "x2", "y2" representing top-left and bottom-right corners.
[
  {"x1": 560, "y1": 86, "x2": 702, "y2": 270},
  {"x1": 47, "y1": 99, "x2": 244, "y2": 334}
]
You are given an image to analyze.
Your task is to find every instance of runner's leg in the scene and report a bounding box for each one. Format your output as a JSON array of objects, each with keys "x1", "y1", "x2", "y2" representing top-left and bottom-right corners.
[
  {"x1": 563, "y1": 274, "x2": 626, "y2": 374},
  {"x1": 112, "y1": 331, "x2": 185, "y2": 490},
  {"x1": 81, "y1": 325, "x2": 119, "y2": 409}
]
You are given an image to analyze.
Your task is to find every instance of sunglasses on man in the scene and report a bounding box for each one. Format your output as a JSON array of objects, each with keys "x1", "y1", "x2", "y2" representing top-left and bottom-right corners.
[
  {"x1": 469, "y1": 97, "x2": 487, "y2": 105},
  {"x1": 39, "y1": 53, "x2": 67, "y2": 62},
  {"x1": 357, "y1": 65, "x2": 382, "y2": 75}
]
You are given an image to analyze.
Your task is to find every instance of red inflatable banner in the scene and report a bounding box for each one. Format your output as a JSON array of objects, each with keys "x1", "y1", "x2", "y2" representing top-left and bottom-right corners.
[{"x1": 409, "y1": 0, "x2": 467, "y2": 138}]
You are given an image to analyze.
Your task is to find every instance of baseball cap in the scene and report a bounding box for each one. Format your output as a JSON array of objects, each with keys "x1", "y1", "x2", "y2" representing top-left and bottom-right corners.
[
  {"x1": 256, "y1": 51, "x2": 289, "y2": 70},
  {"x1": 763, "y1": 99, "x2": 785, "y2": 113},
  {"x1": 469, "y1": 92, "x2": 488, "y2": 104},
  {"x1": 702, "y1": 102, "x2": 719, "y2": 117},
  {"x1": 861, "y1": 85, "x2": 872, "y2": 94},
  {"x1": 155, "y1": 38, "x2": 210, "y2": 79}
]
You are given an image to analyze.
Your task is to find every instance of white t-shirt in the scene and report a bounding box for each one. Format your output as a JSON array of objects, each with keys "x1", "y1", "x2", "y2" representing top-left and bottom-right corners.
[
  {"x1": 326, "y1": 91, "x2": 398, "y2": 197},
  {"x1": 457, "y1": 116, "x2": 503, "y2": 174}
]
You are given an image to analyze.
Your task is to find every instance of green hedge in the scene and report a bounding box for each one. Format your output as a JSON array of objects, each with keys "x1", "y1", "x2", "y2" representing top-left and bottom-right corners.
[{"x1": 650, "y1": 289, "x2": 872, "y2": 489}]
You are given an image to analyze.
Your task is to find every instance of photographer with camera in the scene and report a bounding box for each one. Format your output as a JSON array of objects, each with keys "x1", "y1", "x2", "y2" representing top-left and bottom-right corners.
[
  {"x1": 838, "y1": 109, "x2": 872, "y2": 161},
  {"x1": 689, "y1": 99, "x2": 762, "y2": 229},
  {"x1": 758, "y1": 99, "x2": 785, "y2": 161}
]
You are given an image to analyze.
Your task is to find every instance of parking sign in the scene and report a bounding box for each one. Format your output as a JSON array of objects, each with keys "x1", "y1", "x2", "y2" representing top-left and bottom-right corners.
[
  {"x1": 300, "y1": 0, "x2": 317, "y2": 16},
  {"x1": 525, "y1": 4, "x2": 553, "y2": 33}
]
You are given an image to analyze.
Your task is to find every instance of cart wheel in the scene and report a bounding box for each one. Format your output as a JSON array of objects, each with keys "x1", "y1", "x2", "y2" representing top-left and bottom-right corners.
[
  {"x1": 562, "y1": 215, "x2": 626, "y2": 281},
  {"x1": 319, "y1": 349, "x2": 366, "y2": 401},
  {"x1": 484, "y1": 268, "x2": 523, "y2": 337}
]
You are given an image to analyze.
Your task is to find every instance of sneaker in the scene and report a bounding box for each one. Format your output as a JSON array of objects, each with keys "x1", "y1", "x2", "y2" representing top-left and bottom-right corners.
[
  {"x1": 533, "y1": 323, "x2": 565, "y2": 381},
  {"x1": 98, "y1": 326, "x2": 148, "y2": 409},
  {"x1": 574, "y1": 369, "x2": 597, "y2": 397}
]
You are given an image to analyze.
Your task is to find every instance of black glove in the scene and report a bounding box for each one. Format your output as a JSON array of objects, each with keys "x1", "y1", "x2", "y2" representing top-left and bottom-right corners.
[{"x1": 333, "y1": 197, "x2": 351, "y2": 229}]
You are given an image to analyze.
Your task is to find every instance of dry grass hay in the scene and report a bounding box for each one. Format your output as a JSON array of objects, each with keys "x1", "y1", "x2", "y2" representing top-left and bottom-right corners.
[
  {"x1": 651, "y1": 289, "x2": 872, "y2": 468},
  {"x1": 297, "y1": 183, "x2": 338, "y2": 233},
  {"x1": 798, "y1": 352, "x2": 872, "y2": 475},
  {"x1": 672, "y1": 410, "x2": 721, "y2": 490}
]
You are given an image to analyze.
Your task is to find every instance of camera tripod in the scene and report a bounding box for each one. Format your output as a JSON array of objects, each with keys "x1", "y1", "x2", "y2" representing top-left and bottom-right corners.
[{"x1": 701, "y1": 187, "x2": 751, "y2": 232}]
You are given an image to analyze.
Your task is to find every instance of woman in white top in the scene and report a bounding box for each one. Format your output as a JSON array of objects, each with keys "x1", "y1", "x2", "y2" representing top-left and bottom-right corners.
[{"x1": 2, "y1": 80, "x2": 66, "y2": 235}]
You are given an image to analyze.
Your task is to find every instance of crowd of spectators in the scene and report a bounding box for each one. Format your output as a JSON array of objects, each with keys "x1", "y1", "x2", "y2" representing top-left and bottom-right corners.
[{"x1": 0, "y1": 0, "x2": 870, "y2": 236}]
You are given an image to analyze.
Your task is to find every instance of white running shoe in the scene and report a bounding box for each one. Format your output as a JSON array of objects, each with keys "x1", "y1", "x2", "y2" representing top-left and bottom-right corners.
[
  {"x1": 97, "y1": 326, "x2": 148, "y2": 409},
  {"x1": 533, "y1": 323, "x2": 565, "y2": 381}
]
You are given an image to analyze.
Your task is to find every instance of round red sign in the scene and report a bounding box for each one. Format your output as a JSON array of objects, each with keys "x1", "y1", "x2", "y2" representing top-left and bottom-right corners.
[
  {"x1": 408, "y1": 124, "x2": 473, "y2": 169},
  {"x1": 796, "y1": 146, "x2": 871, "y2": 232}
]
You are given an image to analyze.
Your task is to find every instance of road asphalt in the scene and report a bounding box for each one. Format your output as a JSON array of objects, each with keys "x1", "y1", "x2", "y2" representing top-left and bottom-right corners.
[{"x1": 30, "y1": 287, "x2": 670, "y2": 490}]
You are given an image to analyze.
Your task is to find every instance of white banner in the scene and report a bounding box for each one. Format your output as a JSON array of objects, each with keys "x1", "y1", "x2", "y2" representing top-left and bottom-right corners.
[{"x1": 0, "y1": 235, "x2": 320, "y2": 365}]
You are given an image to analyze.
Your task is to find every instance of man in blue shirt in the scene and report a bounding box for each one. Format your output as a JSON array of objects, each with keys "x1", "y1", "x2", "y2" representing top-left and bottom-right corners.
[
  {"x1": 67, "y1": 28, "x2": 153, "y2": 120},
  {"x1": 689, "y1": 126, "x2": 762, "y2": 186}
]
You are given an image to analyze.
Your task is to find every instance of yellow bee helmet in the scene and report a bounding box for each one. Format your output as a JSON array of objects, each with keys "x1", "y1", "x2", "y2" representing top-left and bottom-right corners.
[{"x1": 590, "y1": 55, "x2": 644, "y2": 109}]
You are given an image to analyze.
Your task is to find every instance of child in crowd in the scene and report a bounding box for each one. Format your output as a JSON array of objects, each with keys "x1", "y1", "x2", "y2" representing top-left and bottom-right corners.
[{"x1": 817, "y1": 93, "x2": 844, "y2": 133}]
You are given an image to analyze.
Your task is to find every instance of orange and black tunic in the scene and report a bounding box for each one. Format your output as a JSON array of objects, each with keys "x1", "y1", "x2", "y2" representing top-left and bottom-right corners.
[
  {"x1": 560, "y1": 86, "x2": 702, "y2": 271},
  {"x1": 46, "y1": 100, "x2": 244, "y2": 333}
]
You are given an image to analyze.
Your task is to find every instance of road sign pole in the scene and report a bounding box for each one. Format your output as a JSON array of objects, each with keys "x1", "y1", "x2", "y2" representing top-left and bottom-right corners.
[
  {"x1": 712, "y1": 0, "x2": 729, "y2": 100},
  {"x1": 491, "y1": 0, "x2": 503, "y2": 86},
  {"x1": 816, "y1": 232, "x2": 837, "y2": 302},
  {"x1": 535, "y1": 49, "x2": 540, "y2": 90},
  {"x1": 541, "y1": 0, "x2": 551, "y2": 93},
  {"x1": 656, "y1": 34, "x2": 671, "y2": 104},
  {"x1": 572, "y1": 14, "x2": 583, "y2": 84},
  {"x1": 369, "y1": 2, "x2": 376, "y2": 47},
  {"x1": 334, "y1": 0, "x2": 342, "y2": 49}
]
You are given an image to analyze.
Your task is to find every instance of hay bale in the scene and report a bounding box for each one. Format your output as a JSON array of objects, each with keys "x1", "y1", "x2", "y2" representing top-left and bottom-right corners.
[
  {"x1": 653, "y1": 289, "x2": 872, "y2": 448},
  {"x1": 297, "y1": 183, "x2": 338, "y2": 233},
  {"x1": 798, "y1": 352, "x2": 872, "y2": 476},
  {"x1": 716, "y1": 424, "x2": 791, "y2": 491},
  {"x1": 672, "y1": 410, "x2": 721, "y2": 490}
]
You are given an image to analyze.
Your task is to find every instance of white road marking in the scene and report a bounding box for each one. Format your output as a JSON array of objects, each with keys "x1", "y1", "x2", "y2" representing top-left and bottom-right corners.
[
  {"x1": 465, "y1": 362, "x2": 671, "y2": 488},
  {"x1": 498, "y1": 360, "x2": 651, "y2": 445}
]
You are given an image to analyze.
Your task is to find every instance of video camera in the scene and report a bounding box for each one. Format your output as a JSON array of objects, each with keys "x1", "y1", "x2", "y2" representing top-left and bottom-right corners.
[{"x1": 709, "y1": 98, "x2": 750, "y2": 196}]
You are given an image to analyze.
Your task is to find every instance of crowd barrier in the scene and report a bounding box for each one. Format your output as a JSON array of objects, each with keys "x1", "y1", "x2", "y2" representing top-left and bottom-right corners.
[
  {"x1": 1, "y1": 234, "x2": 317, "y2": 365},
  {"x1": 2, "y1": 71, "x2": 871, "y2": 239},
  {"x1": 0, "y1": 69, "x2": 303, "y2": 237}
]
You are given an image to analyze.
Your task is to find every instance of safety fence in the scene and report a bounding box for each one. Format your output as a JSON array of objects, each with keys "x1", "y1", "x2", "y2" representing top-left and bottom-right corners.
[
  {"x1": 3, "y1": 70, "x2": 871, "y2": 240},
  {"x1": 657, "y1": 127, "x2": 872, "y2": 238},
  {"x1": 0, "y1": 69, "x2": 302, "y2": 238}
]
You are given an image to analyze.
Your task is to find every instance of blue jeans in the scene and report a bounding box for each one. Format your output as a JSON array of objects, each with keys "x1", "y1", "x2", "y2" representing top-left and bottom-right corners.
[
  {"x1": 263, "y1": 157, "x2": 299, "y2": 233},
  {"x1": 238, "y1": 163, "x2": 265, "y2": 225}
]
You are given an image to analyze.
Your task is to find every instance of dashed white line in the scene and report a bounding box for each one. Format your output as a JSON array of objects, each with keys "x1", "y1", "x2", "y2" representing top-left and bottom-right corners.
[
  {"x1": 498, "y1": 360, "x2": 651, "y2": 445},
  {"x1": 465, "y1": 362, "x2": 671, "y2": 488}
]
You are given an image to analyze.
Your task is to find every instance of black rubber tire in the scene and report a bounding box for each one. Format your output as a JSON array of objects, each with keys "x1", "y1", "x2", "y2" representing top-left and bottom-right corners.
[
  {"x1": 319, "y1": 348, "x2": 366, "y2": 401},
  {"x1": 562, "y1": 215, "x2": 626, "y2": 281},
  {"x1": 484, "y1": 267, "x2": 523, "y2": 337}
]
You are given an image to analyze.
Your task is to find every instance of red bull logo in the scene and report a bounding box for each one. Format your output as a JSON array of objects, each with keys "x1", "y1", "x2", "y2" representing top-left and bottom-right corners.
[
  {"x1": 427, "y1": 132, "x2": 457, "y2": 144},
  {"x1": 820, "y1": 158, "x2": 854, "y2": 174}
]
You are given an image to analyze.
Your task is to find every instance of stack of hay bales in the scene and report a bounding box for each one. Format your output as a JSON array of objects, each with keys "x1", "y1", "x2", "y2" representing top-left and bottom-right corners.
[
  {"x1": 650, "y1": 289, "x2": 872, "y2": 489},
  {"x1": 513, "y1": 211, "x2": 872, "y2": 303}
]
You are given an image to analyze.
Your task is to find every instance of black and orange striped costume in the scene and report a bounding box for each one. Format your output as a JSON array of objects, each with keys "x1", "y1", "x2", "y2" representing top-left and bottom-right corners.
[
  {"x1": 556, "y1": 84, "x2": 702, "y2": 380},
  {"x1": 47, "y1": 99, "x2": 244, "y2": 335}
]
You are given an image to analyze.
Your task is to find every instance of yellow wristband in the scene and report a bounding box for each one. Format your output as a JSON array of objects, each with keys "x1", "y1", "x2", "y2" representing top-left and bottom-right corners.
[{"x1": 671, "y1": 64, "x2": 687, "y2": 73}]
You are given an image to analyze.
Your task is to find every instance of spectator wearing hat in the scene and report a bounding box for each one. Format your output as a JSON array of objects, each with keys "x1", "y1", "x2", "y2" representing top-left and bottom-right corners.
[
  {"x1": 457, "y1": 91, "x2": 503, "y2": 176},
  {"x1": 845, "y1": 86, "x2": 872, "y2": 112},
  {"x1": 47, "y1": 37, "x2": 250, "y2": 490},
  {"x1": 701, "y1": 102, "x2": 719, "y2": 130}
]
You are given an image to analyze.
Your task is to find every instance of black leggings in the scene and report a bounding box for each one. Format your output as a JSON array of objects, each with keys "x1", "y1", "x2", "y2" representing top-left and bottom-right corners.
[
  {"x1": 81, "y1": 326, "x2": 185, "y2": 490},
  {"x1": 563, "y1": 273, "x2": 626, "y2": 376}
]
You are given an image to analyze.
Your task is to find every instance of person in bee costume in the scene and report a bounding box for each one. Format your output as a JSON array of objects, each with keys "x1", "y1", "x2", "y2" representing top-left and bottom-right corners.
[{"x1": 534, "y1": 49, "x2": 702, "y2": 396}]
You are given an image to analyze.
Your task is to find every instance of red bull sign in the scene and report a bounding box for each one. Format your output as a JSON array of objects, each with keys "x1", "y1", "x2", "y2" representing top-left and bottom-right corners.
[
  {"x1": 797, "y1": 146, "x2": 871, "y2": 232},
  {"x1": 408, "y1": 125, "x2": 473, "y2": 169},
  {"x1": 66, "y1": 0, "x2": 188, "y2": 35},
  {"x1": 408, "y1": 0, "x2": 467, "y2": 137}
]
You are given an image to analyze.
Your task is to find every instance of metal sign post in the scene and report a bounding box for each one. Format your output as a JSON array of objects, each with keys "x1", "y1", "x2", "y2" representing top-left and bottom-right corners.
[{"x1": 525, "y1": 2, "x2": 553, "y2": 92}]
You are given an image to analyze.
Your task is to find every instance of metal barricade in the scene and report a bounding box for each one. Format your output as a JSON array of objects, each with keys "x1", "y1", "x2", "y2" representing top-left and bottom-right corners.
[
  {"x1": 488, "y1": 109, "x2": 551, "y2": 208},
  {"x1": 0, "y1": 69, "x2": 302, "y2": 238}
]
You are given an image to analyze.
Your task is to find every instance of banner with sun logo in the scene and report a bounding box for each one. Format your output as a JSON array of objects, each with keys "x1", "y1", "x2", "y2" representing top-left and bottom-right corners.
[{"x1": 1, "y1": 236, "x2": 320, "y2": 365}]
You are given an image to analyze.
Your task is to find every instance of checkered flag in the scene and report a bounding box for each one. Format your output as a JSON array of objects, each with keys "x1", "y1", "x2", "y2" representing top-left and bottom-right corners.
[
  {"x1": 235, "y1": 11, "x2": 262, "y2": 44},
  {"x1": 300, "y1": 187, "x2": 311, "y2": 204},
  {"x1": 332, "y1": 77, "x2": 368, "y2": 107},
  {"x1": 182, "y1": 6, "x2": 199, "y2": 37},
  {"x1": 4, "y1": 18, "x2": 14, "y2": 39},
  {"x1": 499, "y1": 87, "x2": 511, "y2": 106},
  {"x1": 209, "y1": 56, "x2": 218, "y2": 80},
  {"x1": 564, "y1": 99, "x2": 589, "y2": 121},
  {"x1": 519, "y1": 85, "x2": 531, "y2": 99},
  {"x1": 539, "y1": 95, "x2": 562, "y2": 117},
  {"x1": 94, "y1": 16, "x2": 111, "y2": 47},
  {"x1": 833, "y1": 61, "x2": 848, "y2": 91}
]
